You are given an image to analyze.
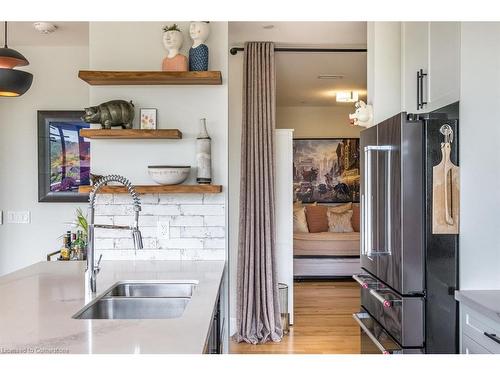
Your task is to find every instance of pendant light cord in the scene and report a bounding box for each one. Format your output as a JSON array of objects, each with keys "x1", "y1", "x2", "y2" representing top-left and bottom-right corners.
[{"x1": 4, "y1": 21, "x2": 7, "y2": 48}]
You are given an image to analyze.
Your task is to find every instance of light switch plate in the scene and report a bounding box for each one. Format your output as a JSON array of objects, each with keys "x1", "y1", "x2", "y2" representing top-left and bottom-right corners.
[
  {"x1": 157, "y1": 221, "x2": 170, "y2": 240},
  {"x1": 6, "y1": 211, "x2": 31, "y2": 224}
]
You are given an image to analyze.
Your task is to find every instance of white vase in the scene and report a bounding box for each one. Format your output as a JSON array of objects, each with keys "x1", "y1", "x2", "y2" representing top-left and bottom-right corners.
[{"x1": 196, "y1": 118, "x2": 212, "y2": 184}]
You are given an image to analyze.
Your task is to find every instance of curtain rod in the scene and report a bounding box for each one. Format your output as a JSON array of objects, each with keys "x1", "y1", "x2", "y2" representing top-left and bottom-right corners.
[{"x1": 229, "y1": 47, "x2": 367, "y2": 55}]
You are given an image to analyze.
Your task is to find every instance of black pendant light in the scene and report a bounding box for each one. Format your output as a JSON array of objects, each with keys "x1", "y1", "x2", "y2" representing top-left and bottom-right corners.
[{"x1": 0, "y1": 21, "x2": 33, "y2": 97}]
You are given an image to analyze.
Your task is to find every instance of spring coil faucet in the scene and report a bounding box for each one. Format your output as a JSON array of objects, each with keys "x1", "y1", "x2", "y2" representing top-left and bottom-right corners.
[{"x1": 86, "y1": 174, "x2": 143, "y2": 293}]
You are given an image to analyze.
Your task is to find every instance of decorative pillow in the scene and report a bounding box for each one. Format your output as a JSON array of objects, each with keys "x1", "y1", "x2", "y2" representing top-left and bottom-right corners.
[
  {"x1": 327, "y1": 209, "x2": 354, "y2": 233},
  {"x1": 305, "y1": 205, "x2": 329, "y2": 233},
  {"x1": 293, "y1": 206, "x2": 309, "y2": 233},
  {"x1": 351, "y1": 204, "x2": 361, "y2": 232},
  {"x1": 328, "y1": 202, "x2": 353, "y2": 214}
]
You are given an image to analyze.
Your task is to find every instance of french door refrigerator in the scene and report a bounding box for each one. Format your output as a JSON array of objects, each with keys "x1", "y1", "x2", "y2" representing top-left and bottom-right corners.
[{"x1": 353, "y1": 106, "x2": 459, "y2": 354}]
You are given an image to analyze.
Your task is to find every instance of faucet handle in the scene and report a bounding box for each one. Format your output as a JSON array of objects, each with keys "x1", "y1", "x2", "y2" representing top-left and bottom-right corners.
[{"x1": 95, "y1": 254, "x2": 103, "y2": 273}]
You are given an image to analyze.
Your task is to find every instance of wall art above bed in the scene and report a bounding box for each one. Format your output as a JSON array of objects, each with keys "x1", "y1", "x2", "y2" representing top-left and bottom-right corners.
[{"x1": 293, "y1": 138, "x2": 360, "y2": 203}]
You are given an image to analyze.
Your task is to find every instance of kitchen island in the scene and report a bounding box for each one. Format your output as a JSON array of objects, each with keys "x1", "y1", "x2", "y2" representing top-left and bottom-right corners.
[{"x1": 0, "y1": 260, "x2": 224, "y2": 354}]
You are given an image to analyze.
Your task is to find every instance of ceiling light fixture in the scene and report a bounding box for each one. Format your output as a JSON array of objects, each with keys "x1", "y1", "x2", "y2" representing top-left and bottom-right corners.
[
  {"x1": 318, "y1": 74, "x2": 344, "y2": 80},
  {"x1": 336, "y1": 91, "x2": 359, "y2": 103},
  {"x1": 0, "y1": 22, "x2": 33, "y2": 97},
  {"x1": 33, "y1": 22, "x2": 58, "y2": 35},
  {"x1": 263, "y1": 24, "x2": 275, "y2": 29}
]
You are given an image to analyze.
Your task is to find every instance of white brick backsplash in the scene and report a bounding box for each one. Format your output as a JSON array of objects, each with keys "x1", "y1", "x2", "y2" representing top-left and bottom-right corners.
[
  {"x1": 169, "y1": 227, "x2": 181, "y2": 238},
  {"x1": 203, "y1": 194, "x2": 225, "y2": 204},
  {"x1": 96, "y1": 249, "x2": 182, "y2": 261},
  {"x1": 95, "y1": 194, "x2": 113, "y2": 204},
  {"x1": 159, "y1": 194, "x2": 203, "y2": 205},
  {"x1": 159, "y1": 238, "x2": 204, "y2": 249},
  {"x1": 181, "y1": 227, "x2": 225, "y2": 238},
  {"x1": 95, "y1": 204, "x2": 135, "y2": 216},
  {"x1": 114, "y1": 193, "x2": 159, "y2": 205},
  {"x1": 181, "y1": 204, "x2": 224, "y2": 216},
  {"x1": 203, "y1": 216, "x2": 226, "y2": 227},
  {"x1": 141, "y1": 204, "x2": 181, "y2": 216},
  {"x1": 181, "y1": 249, "x2": 225, "y2": 261},
  {"x1": 115, "y1": 237, "x2": 158, "y2": 250},
  {"x1": 204, "y1": 215, "x2": 225, "y2": 227},
  {"x1": 93, "y1": 193, "x2": 226, "y2": 260},
  {"x1": 113, "y1": 215, "x2": 158, "y2": 227},
  {"x1": 94, "y1": 228, "x2": 131, "y2": 239},
  {"x1": 203, "y1": 238, "x2": 226, "y2": 249},
  {"x1": 94, "y1": 216, "x2": 114, "y2": 225},
  {"x1": 168, "y1": 215, "x2": 204, "y2": 227},
  {"x1": 94, "y1": 239, "x2": 114, "y2": 250}
]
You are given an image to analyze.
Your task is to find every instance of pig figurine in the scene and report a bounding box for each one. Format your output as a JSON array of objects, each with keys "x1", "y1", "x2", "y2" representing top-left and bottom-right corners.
[
  {"x1": 82, "y1": 100, "x2": 135, "y2": 129},
  {"x1": 349, "y1": 100, "x2": 373, "y2": 128}
]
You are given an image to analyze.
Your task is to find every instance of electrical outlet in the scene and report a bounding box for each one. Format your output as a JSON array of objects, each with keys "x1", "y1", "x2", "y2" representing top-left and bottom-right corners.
[
  {"x1": 157, "y1": 221, "x2": 170, "y2": 240},
  {"x1": 6, "y1": 211, "x2": 30, "y2": 224}
]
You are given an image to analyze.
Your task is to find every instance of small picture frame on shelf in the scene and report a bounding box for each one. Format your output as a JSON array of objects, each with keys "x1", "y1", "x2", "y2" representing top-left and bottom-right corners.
[{"x1": 140, "y1": 108, "x2": 157, "y2": 130}]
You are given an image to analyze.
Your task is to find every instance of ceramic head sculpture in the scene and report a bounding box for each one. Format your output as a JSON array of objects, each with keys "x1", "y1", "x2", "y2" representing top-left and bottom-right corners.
[
  {"x1": 161, "y1": 24, "x2": 188, "y2": 72},
  {"x1": 349, "y1": 100, "x2": 374, "y2": 128},
  {"x1": 189, "y1": 21, "x2": 210, "y2": 71}
]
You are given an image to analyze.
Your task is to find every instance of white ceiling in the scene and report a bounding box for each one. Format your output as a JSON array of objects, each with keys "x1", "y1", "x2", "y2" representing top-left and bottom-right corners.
[
  {"x1": 276, "y1": 52, "x2": 367, "y2": 106},
  {"x1": 229, "y1": 22, "x2": 367, "y2": 47},
  {"x1": 229, "y1": 22, "x2": 367, "y2": 107},
  {"x1": 1, "y1": 22, "x2": 89, "y2": 46}
]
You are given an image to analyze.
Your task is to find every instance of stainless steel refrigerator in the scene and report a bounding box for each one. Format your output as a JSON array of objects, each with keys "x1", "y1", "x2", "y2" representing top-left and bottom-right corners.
[{"x1": 353, "y1": 104, "x2": 459, "y2": 354}]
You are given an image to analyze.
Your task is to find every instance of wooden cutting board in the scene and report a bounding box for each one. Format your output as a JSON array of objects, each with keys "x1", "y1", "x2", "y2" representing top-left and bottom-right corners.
[{"x1": 433, "y1": 142, "x2": 460, "y2": 234}]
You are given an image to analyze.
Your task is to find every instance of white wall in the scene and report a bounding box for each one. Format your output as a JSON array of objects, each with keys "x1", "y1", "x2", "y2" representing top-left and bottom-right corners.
[
  {"x1": 277, "y1": 106, "x2": 361, "y2": 138},
  {"x1": 0, "y1": 46, "x2": 90, "y2": 275},
  {"x1": 367, "y1": 22, "x2": 402, "y2": 124},
  {"x1": 459, "y1": 22, "x2": 500, "y2": 289}
]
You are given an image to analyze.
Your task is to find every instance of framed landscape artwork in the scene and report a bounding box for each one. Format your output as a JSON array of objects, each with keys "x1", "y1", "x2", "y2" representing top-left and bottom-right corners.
[
  {"x1": 38, "y1": 111, "x2": 90, "y2": 202},
  {"x1": 293, "y1": 138, "x2": 360, "y2": 203}
]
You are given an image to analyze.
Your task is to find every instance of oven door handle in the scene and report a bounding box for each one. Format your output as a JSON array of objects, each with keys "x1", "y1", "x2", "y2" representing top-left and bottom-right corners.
[{"x1": 353, "y1": 313, "x2": 393, "y2": 354}]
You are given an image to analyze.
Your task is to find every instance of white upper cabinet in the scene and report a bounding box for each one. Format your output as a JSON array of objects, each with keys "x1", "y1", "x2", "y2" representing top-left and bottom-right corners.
[{"x1": 402, "y1": 22, "x2": 460, "y2": 113}]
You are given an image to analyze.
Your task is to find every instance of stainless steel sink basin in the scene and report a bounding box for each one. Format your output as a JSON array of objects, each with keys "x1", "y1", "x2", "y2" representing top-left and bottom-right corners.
[
  {"x1": 72, "y1": 280, "x2": 198, "y2": 320},
  {"x1": 73, "y1": 297, "x2": 190, "y2": 319},
  {"x1": 103, "y1": 281, "x2": 197, "y2": 298}
]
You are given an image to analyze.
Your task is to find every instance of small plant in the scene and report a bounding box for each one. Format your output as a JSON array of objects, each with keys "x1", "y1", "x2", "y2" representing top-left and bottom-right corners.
[
  {"x1": 163, "y1": 24, "x2": 181, "y2": 33},
  {"x1": 75, "y1": 207, "x2": 88, "y2": 233}
]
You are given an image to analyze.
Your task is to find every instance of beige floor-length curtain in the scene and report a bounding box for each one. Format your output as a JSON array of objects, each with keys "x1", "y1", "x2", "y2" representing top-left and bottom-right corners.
[{"x1": 235, "y1": 42, "x2": 283, "y2": 344}]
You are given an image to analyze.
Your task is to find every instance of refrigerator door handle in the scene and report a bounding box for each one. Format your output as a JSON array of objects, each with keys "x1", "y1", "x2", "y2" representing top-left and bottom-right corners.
[
  {"x1": 364, "y1": 145, "x2": 394, "y2": 257},
  {"x1": 364, "y1": 146, "x2": 374, "y2": 258},
  {"x1": 385, "y1": 149, "x2": 392, "y2": 255}
]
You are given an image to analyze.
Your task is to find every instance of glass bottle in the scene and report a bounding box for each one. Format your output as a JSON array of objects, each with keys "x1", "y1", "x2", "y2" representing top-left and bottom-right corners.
[{"x1": 60, "y1": 236, "x2": 70, "y2": 261}]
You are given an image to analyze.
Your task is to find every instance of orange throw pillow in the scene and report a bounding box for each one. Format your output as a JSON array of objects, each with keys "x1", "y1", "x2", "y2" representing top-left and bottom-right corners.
[
  {"x1": 305, "y1": 205, "x2": 329, "y2": 233},
  {"x1": 352, "y1": 204, "x2": 361, "y2": 232}
]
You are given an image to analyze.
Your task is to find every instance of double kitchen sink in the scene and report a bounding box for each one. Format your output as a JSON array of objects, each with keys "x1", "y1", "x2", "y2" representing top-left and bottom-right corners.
[{"x1": 73, "y1": 281, "x2": 198, "y2": 320}]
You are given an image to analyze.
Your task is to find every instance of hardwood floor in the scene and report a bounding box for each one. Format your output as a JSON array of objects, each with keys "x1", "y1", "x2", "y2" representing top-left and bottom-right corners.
[{"x1": 230, "y1": 280, "x2": 361, "y2": 354}]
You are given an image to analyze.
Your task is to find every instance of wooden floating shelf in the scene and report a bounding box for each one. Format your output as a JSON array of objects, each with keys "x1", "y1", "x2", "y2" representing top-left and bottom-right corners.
[
  {"x1": 78, "y1": 70, "x2": 222, "y2": 85},
  {"x1": 80, "y1": 129, "x2": 182, "y2": 139},
  {"x1": 78, "y1": 185, "x2": 223, "y2": 194}
]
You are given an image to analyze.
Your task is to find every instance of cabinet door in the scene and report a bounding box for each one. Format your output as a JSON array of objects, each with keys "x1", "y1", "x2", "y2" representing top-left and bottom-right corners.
[
  {"x1": 428, "y1": 22, "x2": 460, "y2": 111},
  {"x1": 402, "y1": 22, "x2": 429, "y2": 114}
]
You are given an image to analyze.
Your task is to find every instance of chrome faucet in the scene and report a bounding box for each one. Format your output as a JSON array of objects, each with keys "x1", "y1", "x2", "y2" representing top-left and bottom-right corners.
[{"x1": 86, "y1": 174, "x2": 143, "y2": 293}]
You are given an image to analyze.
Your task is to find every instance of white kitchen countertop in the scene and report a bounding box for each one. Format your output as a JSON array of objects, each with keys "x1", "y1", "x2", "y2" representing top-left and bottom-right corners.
[
  {"x1": 0, "y1": 260, "x2": 225, "y2": 354},
  {"x1": 455, "y1": 290, "x2": 500, "y2": 324}
]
